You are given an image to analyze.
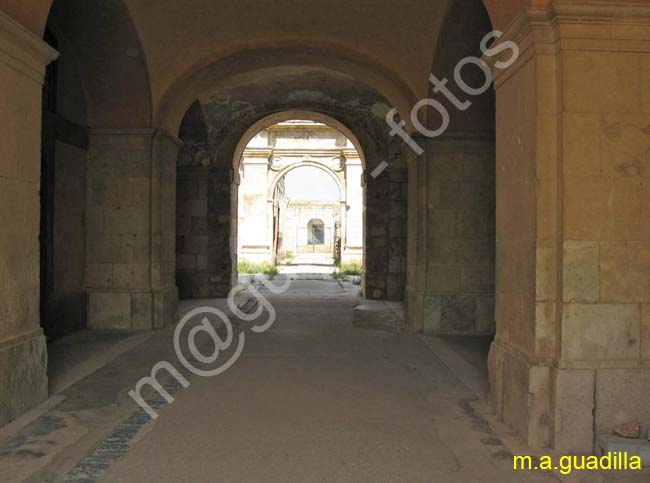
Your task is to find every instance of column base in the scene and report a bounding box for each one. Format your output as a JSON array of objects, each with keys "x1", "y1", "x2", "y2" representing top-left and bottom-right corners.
[
  {"x1": 87, "y1": 287, "x2": 178, "y2": 330},
  {"x1": 488, "y1": 339, "x2": 553, "y2": 449},
  {"x1": 490, "y1": 339, "x2": 650, "y2": 452},
  {"x1": 0, "y1": 330, "x2": 48, "y2": 427},
  {"x1": 408, "y1": 290, "x2": 495, "y2": 334}
]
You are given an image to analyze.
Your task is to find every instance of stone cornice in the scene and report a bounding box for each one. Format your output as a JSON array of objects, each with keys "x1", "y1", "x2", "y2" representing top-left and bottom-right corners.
[
  {"x1": 553, "y1": 0, "x2": 650, "y2": 23},
  {"x1": 0, "y1": 11, "x2": 58, "y2": 84},
  {"x1": 489, "y1": 1, "x2": 650, "y2": 87},
  {"x1": 244, "y1": 148, "x2": 353, "y2": 157}
]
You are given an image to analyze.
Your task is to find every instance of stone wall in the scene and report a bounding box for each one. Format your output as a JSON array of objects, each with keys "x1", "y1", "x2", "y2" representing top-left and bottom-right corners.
[
  {"x1": 49, "y1": 141, "x2": 87, "y2": 337},
  {"x1": 406, "y1": 135, "x2": 495, "y2": 334},
  {"x1": 85, "y1": 130, "x2": 180, "y2": 330},
  {"x1": 176, "y1": 168, "x2": 209, "y2": 298},
  {"x1": 175, "y1": 165, "x2": 234, "y2": 300},
  {"x1": 365, "y1": 165, "x2": 408, "y2": 301}
]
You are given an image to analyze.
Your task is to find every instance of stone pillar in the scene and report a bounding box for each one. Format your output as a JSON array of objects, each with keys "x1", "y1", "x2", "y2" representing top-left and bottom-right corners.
[
  {"x1": 489, "y1": 2, "x2": 650, "y2": 451},
  {"x1": 238, "y1": 156, "x2": 273, "y2": 263},
  {"x1": 406, "y1": 133, "x2": 495, "y2": 334},
  {"x1": 342, "y1": 153, "x2": 363, "y2": 263},
  {"x1": 406, "y1": 145, "x2": 427, "y2": 331},
  {"x1": 0, "y1": 12, "x2": 58, "y2": 426},
  {"x1": 85, "y1": 129, "x2": 181, "y2": 330}
]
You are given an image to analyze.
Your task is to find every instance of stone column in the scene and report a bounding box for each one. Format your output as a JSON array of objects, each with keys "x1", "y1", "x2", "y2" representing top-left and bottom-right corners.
[
  {"x1": 489, "y1": 2, "x2": 650, "y2": 452},
  {"x1": 85, "y1": 129, "x2": 181, "y2": 330},
  {"x1": 0, "y1": 12, "x2": 58, "y2": 426},
  {"x1": 342, "y1": 153, "x2": 363, "y2": 263},
  {"x1": 406, "y1": 133, "x2": 495, "y2": 334},
  {"x1": 238, "y1": 155, "x2": 272, "y2": 263}
]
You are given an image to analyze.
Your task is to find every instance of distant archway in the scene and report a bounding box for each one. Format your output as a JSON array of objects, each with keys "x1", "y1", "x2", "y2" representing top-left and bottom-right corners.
[
  {"x1": 233, "y1": 110, "x2": 367, "y2": 173},
  {"x1": 235, "y1": 117, "x2": 364, "y2": 275}
]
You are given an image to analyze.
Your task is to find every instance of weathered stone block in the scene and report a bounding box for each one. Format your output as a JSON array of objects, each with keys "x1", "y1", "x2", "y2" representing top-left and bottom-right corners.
[
  {"x1": 562, "y1": 303, "x2": 640, "y2": 363},
  {"x1": 131, "y1": 293, "x2": 153, "y2": 330},
  {"x1": 176, "y1": 216, "x2": 191, "y2": 236},
  {"x1": 564, "y1": 51, "x2": 642, "y2": 114},
  {"x1": 441, "y1": 294, "x2": 476, "y2": 332},
  {"x1": 600, "y1": 242, "x2": 650, "y2": 303},
  {"x1": 563, "y1": 241, "x2": 599, "y2": 303},
  {"x1": 113, "y1": 263, "x2": 149, "y2": 289},
  {"x1": 426, "y1": 265, "x2": 460, "y2": 292},
  {"x1": 595, "y1": 368, "x2": 650, "y2": 436},
  {"x1": 460, "y1": 267, "x2": 493, "y2": 292},
  {"x1": 85, "y1": 263, "x2": 113, "y2": 288},
  {"x1": 0, "y1": 333, "x2": 48, "y2": 428},
  {"x1": 554, "y1": 369, "x2": 595, "y2": 453},
  {"x1": 563, "y1": 113, "x2": 601, "y2": 176},
  {"x1": 88, "y1": 292, "x2": 131, "y2": 329},
  {"x1": 601, "y1": 114, "x2": 650, "y2": 179},
  {"x1": 564, "y1": 176, "x2": 609, "y2": 240},
  {"x1": 104, "y1": 206, "x2": 149, "y2": 235},
  {"x1": 183, "y1": 235, "x2": 209, "y2": 254}
]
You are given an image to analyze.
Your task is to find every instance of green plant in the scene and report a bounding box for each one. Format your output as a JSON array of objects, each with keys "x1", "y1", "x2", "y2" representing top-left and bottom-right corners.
[
  {"x1": 339, "y1": 262, "x2": 362, "y2": 276},
  {"x1": 284, "y1": 250, "x2": 295, "y2": 263},
  {"x1": 237, "y1": 260, "x2": 279, "y2": 279},
  {"x1": 331, "y1": 271, "x2": 346, "y2": 280}
]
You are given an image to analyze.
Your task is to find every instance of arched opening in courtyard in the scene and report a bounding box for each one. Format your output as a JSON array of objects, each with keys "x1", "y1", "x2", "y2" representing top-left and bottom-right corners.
[{"x1": 235, "y1": 119, "x2": 364, "y2": 279}]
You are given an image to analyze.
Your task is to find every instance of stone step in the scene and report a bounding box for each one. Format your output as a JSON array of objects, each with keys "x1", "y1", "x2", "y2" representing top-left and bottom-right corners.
[{"x1": 597, "y1": 434, "x2": 650, "y2": 467}]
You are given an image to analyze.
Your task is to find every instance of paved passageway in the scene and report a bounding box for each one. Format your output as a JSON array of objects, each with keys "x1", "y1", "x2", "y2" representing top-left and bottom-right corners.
[{"x1": 98, "y1": 280, "x2": 545, "y2": 482}]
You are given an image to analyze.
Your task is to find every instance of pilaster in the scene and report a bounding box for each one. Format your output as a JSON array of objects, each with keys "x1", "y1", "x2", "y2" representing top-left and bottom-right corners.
[{"x1": 85, "y1": 129, "x2": 181, "y2": 330}]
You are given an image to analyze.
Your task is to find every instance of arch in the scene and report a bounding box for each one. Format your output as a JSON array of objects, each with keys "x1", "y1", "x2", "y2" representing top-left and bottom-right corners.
[
  {"x1": 234, "y1": 110, "x2": 367, "y2": 173},
  {"x1": 153, "y1": 44, "x2": 418, "y2": 135},
  {"x1": 44, "y1": 0, "x2": 151, "y2": 128},
  {"x1": 267, "y1": 161, "x2": 345, "y2": 202},
  {"x1": 425, "y1": 0, "x2": 495, "y2": 133}
]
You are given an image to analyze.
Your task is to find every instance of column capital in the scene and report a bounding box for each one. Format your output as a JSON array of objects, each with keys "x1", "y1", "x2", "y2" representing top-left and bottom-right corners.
[{"x1": 0, "y1": 11, "x2": 58, "y2": 84}]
